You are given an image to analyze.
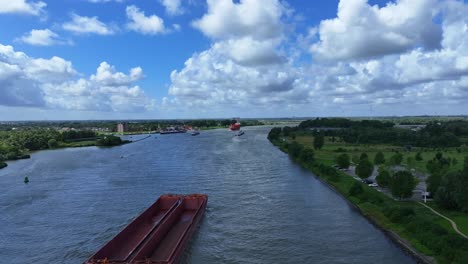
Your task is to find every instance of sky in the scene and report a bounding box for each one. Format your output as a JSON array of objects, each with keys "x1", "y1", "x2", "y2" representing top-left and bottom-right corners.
[{"x1": 0, "y1": 0, "x2": 467, "y2": 120}]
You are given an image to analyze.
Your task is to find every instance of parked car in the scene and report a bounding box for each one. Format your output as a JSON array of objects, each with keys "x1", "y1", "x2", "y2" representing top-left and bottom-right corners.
[{"x1": 368, "y1": 183, "x2": 378, "y2": 187}]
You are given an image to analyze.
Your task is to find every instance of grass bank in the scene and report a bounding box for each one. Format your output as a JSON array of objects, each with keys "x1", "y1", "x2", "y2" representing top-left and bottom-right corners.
[{"x1": 270, "y1": 136, "x2": 468, "y2": 263}]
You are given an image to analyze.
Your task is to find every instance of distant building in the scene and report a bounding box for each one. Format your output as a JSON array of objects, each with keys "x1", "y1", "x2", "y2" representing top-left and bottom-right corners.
[{"x1": 117, "y1": 122, "x2": 128, "y2": 134}]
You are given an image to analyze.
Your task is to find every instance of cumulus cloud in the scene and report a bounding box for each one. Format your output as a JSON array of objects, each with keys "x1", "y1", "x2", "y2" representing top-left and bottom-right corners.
[
  {"x1": 18, "y1": 29, "x2": 69, "y2": 46},
  {"x1": 192, "y1": 0, "x2": 284, "y2": 40},
  {"x1": 310, "y1": 0, "x2": 442, "y2": 61},
  {"x1": 167, "y1": 0, "x2": 306, "y2": 113},
  {"x1": 126, "y1": 5, "x2": 166, "y2": 35},
  {"x1": 0, "y1": 0, "x2": 46, "y2": 16},
  {"x1": 90, "y1": 62, "x2": 144, "y2": 86},
  {"x1": 160, "y1": 0, "x2": 183, "y2": 16},
  {"x1": 165, "y1": 0, "x2": 468, "y2": 116},
  {"x1": 63, "y1": 13, "x2": 115, "y2": 35},
  {"x1": 0, "y1": 44, "x2": 155, "y2": 112}
]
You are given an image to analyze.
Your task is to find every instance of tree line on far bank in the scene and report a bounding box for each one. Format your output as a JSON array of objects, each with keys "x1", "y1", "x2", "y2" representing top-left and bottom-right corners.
[
  {"x1": 298, "y1": 118, "x2": 468, "y2": 148},
  {"x1": 0, "y1": 129, "x2": 125, "y2": 166}
]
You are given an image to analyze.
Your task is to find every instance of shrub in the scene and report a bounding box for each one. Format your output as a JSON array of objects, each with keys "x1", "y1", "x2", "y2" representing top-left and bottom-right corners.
[
  {"x1": 349, "y1": 181, "x2": 364, "y2": 197},
  {"x1": 336, "y1": 153, "x2": 350, "y2": 169},
  {"x1": 374, "y1": 151, "x2": 385, "y2": 165},
  {"x1": 376, "y1": 166, "x2": 391, "y2": 187},
  {"x1": 356, "y1": 159, "x2": 373, "y2": 179}
]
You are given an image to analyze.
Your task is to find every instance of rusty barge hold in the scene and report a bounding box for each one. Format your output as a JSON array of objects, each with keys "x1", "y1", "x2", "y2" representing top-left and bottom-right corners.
[{"x1": 85, "y1": 194, "x2": 208, "y2": 264}]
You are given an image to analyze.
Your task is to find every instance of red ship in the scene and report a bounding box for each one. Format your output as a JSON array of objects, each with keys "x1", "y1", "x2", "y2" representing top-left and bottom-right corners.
[
  {"x1": 229, "y1": 118, "x2": 241, "y2": 131},
  {"x1": 85, "y1": 194, "x2": 208, "y2": 264}
]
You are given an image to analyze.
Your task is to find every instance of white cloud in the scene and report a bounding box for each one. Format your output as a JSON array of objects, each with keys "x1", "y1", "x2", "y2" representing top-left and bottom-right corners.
[
  {"x1": 192, "y1": 0, "x2": 284, "y2": 40},
  {"x1": 166, "y1": 0, "x2": 468, "y2": 116},
  {"x1": 168, "y1": 0, "x2": 303, "y2": 112},
  {"x1": 310, "y1": 0, "x2": 442, "y2": 61},
  {"x1": 126, "y1": 5, "x2": 166, "y2": 35},
  {"x1": 18, "y1": 29, "x2": 68, "y2": 46},
  {"x1": 0, "y1": 43, "x2": 155, "y2": 112},
  {"x1": 63, "y1": 13, "x2": 115, "y2": 35},
  {"x1": 215, "y1": 37, "x2": 285, "y2": 66},
  {"x1": 160, "y1": 0, "x2": 183, "y2": 16},
  {"x1": 0, "y1": 0, "x2": 46, "y2": 16},
  {"x1": 90, "y1": 62, "x2": 144, "y2": 86}
]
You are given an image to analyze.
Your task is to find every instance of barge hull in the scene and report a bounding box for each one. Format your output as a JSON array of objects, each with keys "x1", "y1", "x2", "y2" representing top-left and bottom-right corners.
[{"x1": 85, "y1": 194, "x2": 207, "y2": 264}]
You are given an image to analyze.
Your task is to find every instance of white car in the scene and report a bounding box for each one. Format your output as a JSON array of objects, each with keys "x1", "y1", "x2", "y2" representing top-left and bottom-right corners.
[{"x1": 368, "y1": 183, "x2": 379, "y2": 187}]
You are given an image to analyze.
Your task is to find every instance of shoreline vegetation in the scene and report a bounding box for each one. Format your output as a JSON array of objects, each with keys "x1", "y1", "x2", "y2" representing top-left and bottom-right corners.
[{"x1": 268, "y1": 118, "x2": 468, "y2": 264}]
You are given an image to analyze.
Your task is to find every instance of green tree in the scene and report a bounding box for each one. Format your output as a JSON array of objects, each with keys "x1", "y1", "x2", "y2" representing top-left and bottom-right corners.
[
  {"x1": 464, "y1": 156, "x2": 468, "y2": 174},
  {"x1": 96, "y1": 135, "x2": 124, "y2": 146},
  {"x1": 415, "y1": 152, "x2": 423, "y2": 161},
  {"x1": 360, "y1": 152, "x2": 368, "y2": 161},
  {"x1": 267, "y1": 127, "x2": 282, "y2": 141},
  {"x1": 390, "y1": 171, "x2": 417, "y2": 199},
  {"x1": 435, "y1": 172, "x2": 459, "y2": 210},
  {"x1": 356, "y1": 158, "x2": 373, "y2": 179},
  {"x1": 282, "y1": 126, "x2": 292, "y2": 137},
  {"x1": 287, "y1": 141, "x2": 303, "y2": 161},
  {"x1": 313, "y1": 133, "x2": 324, "y2": 150},
  {"x1": 374, "y1": 151, "x2": 385, "y2": 165},
  {"x1": 389, "y1": 153, "x2": 403, "y2": 165},
  {"x1": 47, "y1": 139, "x2": 58, "y2": 149},
  {"x1": 298, "y1": 148, "x2": 315, "y2": 164},
  {"x1": 455, "y1": 158, "x2": 468, "y2": 212},
  {"x1": 336, "y1": 153, "x2": 350, "y2": 169},
  {"x1": 426, "y1": 153, "x2": 451, "y2": 193},
  {"x1": 348, "y1": 181, "x2": 364, "y2": 197},
  {"x1": 406, "y1": 156, "x2": 415, "y2": 167},
  {"x1": 376, "y1": 166, "x2": 391, "y2": 187}
]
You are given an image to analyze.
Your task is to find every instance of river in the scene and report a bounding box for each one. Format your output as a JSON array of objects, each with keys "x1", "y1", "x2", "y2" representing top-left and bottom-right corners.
[{"x1": 0, "y1": 126, "x2": 415, "y2": 263}]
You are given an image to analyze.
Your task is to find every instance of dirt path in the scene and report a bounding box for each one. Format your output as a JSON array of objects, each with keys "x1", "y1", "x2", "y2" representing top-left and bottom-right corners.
[{"x1": 419, "y1": 202, "x2": 468, "y2": 239}]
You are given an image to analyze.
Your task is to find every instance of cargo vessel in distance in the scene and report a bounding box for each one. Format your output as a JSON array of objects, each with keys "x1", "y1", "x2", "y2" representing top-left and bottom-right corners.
[
  {"x1": 229, "y1": 118, "x2": 241, "y2": 131},
  {"x1": 85, "y1": 194, "x2": 208, "y2": 264}
]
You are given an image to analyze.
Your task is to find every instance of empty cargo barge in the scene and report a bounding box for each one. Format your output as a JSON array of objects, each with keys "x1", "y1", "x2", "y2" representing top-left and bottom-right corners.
[{"x1": 85, "y1": 194, "x2": 208, "y2": 264}]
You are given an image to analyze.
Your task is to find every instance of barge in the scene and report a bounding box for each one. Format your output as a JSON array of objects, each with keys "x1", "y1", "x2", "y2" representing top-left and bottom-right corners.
[{"x1": 85, "y1": 194, "x2": 208, "y2": 264}]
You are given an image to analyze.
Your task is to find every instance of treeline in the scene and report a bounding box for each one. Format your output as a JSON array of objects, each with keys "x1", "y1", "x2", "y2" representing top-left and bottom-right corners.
[
  {"x1": 298, "y1": 118, "x2": 468, "y2": 148},
  {"x1": 298, "y1": 118, "x2": 394, "y2": 129},
  {"x1": 0, "y1": 129, "x2": 106, "y2": 164},
  {"x1": 96, "y1": 135, "x2": 128, "y2": 146},
  {"x1": 61, "y1": 130, "x2": 97, "y2": 141}
]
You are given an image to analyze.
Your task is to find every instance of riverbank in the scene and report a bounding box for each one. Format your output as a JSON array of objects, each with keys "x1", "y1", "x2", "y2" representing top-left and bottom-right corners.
[
  {"x1": 269, "y1": 136, "x2": 468, "y2": 263},
  {"x1": 0, "y1": 135, "x2": 131, "y2": 170}
]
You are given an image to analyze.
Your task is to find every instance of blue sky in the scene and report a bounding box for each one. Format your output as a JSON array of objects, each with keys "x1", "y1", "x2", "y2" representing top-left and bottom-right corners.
[{"x1": 0, "y1": 0, "x2": 467, "y2": 120}]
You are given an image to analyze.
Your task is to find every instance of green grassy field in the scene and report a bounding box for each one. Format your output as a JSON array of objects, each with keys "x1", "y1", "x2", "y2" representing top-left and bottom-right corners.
[
  {"x1": 284, "y1": 134, "x2": 468, "y2": 262},
  {"x1": 427, "y1": 202, "x2": 468, "y2": 236}
]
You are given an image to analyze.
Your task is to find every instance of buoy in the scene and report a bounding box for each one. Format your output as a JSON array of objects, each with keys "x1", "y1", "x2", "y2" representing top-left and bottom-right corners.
[{"x1": 24, "y1": 177, "x2": 29, "y2": 184}]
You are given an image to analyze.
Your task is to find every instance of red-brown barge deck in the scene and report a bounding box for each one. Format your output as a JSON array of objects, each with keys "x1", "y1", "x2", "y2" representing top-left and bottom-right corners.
[{"x1": 85, "y1": 194, "x2": 207, "y2": 264}]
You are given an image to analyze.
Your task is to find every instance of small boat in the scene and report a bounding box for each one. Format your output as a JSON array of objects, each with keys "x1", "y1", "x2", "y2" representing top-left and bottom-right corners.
[
  {"x1": 85, "y1": 194, "x2": 208, "y2": 264},
  {"x1": 191, "y1": 131, "x2": 200, "y2": 136},
  {"x1": 235, "y1": 130, "x2": 245, "y2": 137}
]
